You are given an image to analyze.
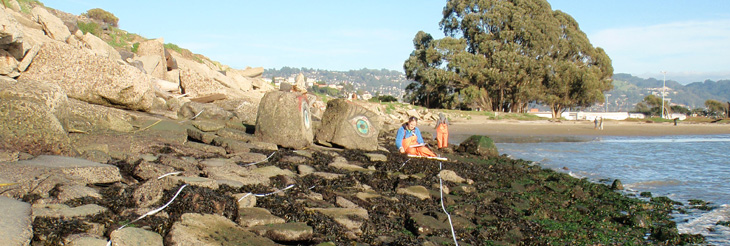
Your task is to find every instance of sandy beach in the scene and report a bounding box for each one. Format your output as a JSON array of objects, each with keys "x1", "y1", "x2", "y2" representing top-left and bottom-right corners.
[{"x1": 419, "y1": 115, "x2": 730, "y2": 142}]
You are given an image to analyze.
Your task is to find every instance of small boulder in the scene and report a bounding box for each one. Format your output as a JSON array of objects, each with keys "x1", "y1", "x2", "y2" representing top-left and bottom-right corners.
[
  {"x1": 0, "y1": 49, "x2": 19, "y2": 76},
  {"x1": 32, "y1": 203, "x2": 108, "y2": 219},
  {"x1": 167, "y1": 213, "x2": 278, "y2": 245},
  {"x1": 248, "y1": 222, "x2": 314, "y2": 242},
  {"x1": 79, "y1": 32, "x2": 122, "y2": 61},
  {"x1": 237, "y1": 207, "x2": 285, "y2": 227},
  {"x1": 456, "y1": 135, "x2": 499, "y2": 157},
  {"x1": 32, "y1": 6, "x2": 71, "y2": 42},
  {"x1": 177, "y1": 101, "x2": 234, "y2": 121},
  {"x1": 0, "y1": 197, "x2": 32, "y2": 246},
  {"x1": 239, "y1": 67, "x2": 264, "y2": 78},
  {"x1": 397, "y1": 185, "x2": 431, "y2": 200},
  {"x1": 611, "y1": 179, "x2": 623, "y2": 190},
  {"x1": 109, "y1": 227, "x2": 163, "y2": 246}
]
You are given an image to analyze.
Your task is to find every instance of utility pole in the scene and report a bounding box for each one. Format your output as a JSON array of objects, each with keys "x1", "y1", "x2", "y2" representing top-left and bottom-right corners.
[{"x1": 661, "y1": 71, "x2": 667, "y2": 119}]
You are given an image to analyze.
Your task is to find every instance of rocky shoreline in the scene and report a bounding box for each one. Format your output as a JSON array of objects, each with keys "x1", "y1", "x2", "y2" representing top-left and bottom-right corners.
[
  {"x1": 0, "y1": 115, "x2": 707, "y2": 245},
  {"x1": 0, "y1": 2, "x2": 707, "y2": 245}
]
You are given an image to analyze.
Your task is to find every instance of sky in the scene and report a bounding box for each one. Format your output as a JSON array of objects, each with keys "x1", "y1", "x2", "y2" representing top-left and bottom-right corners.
[{"x1": 42, "y1": 0, "x2": 730, "y2": 84}]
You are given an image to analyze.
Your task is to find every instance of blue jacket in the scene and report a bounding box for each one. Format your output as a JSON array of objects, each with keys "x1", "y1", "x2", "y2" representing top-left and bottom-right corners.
[{"x1": 395, "y1": 125, "x2": 424, "y2": 149}]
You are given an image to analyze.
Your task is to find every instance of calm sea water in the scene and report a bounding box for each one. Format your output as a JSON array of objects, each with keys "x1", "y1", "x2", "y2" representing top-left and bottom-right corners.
[{"x1": 488, "y1": 134, "x2": 730, "y2": 245}]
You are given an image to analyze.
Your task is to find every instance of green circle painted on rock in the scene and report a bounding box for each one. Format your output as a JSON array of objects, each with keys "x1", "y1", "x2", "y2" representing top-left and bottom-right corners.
[{"x1": 356, "y1": 119, "x2": 369, "y2": 134}]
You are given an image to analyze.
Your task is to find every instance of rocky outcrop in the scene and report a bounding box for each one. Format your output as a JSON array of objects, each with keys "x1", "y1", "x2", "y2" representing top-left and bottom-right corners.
[
  {"x1": 20, "y1": 42, "x2": 155, "y2": 111},
  {"x1": 316, "y1": 99, "x2": 382, "y2": 151},
  {"x1": 255, "y1": 91, "x2": 313, "y2": 149},
  {"x1": 31, "y1": 6, "x2": 70, "y2": 42}
]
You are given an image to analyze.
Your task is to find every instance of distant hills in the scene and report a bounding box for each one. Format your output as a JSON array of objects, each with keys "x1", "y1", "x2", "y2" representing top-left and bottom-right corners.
[
  {"x1": 264, "y1": 68, "x2": 730, "y2": 111},
  {"x1": 609, "y1": 73, "x2": 730, "y2": 111}
]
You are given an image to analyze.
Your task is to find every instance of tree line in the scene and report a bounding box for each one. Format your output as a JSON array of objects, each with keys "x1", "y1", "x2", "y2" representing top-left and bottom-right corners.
[
  {"x1": 403, "y1": 0, "x2": 613, "y2": 119},
  {"x1": 635, "y1": 95, "x2": 729, "y2": 118}
]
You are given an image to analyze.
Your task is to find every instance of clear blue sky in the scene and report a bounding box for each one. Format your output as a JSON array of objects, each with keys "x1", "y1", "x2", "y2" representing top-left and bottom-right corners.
[{"x1": 43, "y1": 0, "x2": 730, "y2": 84}]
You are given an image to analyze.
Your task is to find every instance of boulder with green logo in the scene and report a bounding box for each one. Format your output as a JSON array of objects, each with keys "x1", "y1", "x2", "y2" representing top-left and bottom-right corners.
[{"x1": 315, "y1": 99, "x2": 382, "y2": 151}]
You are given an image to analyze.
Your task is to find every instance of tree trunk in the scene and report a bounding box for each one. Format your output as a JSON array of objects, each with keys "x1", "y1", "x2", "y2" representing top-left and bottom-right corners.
[{"x1": 551, "y1": 104, "x2": 563, "y2": 119}]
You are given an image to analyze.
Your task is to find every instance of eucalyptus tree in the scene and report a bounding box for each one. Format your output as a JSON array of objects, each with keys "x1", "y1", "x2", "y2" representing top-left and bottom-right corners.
[{"x1": 404, "y1": 0, "x2": 613, "y2": 118}]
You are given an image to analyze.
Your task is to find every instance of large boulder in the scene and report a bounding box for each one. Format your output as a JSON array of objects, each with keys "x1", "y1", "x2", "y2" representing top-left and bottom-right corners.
[
  {"x1": 456, "y1": 135, "x2": 499, "y2": 157},
  {"x1": 315, "y1": 99, "x2": 382, "y2": 151},
  {"x1": 213, "y1": 98, "x2": 259, "y2": 125},
  {"x1": 19, "y1": 42, "x2": 155, "y2": 111},
  {"x1": 171, "y1": 51, "x2": 241, "y2": 99},
  {"x1": 0, "y1": 78, "x2": 68, "y2": 116},
  {"x1": 226, "y1": 69, "x2": 254, "y2": 92},
  {"x1": 135, "y1": 39, "x2": 166, "y2": 80},
  {"x1": 60, "y1": 99, "x2": 135, "y2": 133},
  {"x1": 0, "y1": 96, "x2": 76, "y2": 156},
  {"x1": 31, "y1": 6, "x2": 71, "y2": 42},
  {"x1": 255, "y1": 91, "x2": 313, "y2": 149}
]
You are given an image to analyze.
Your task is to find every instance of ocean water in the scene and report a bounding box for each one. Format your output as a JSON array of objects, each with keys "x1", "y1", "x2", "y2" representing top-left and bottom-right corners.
[{"x1": 491, "y1": 134, "x2": 730, "y2": 245}]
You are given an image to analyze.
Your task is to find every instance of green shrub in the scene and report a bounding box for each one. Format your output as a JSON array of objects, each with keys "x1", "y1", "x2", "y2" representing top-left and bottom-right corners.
[
  {"x1": 17, "y1": 0, "x2": 42, "y2": 14},
  {"x1": 131, "y1": 42, "x2": 140, "y2": 53},
  {"x1": 77, "y1": 21, "x2": 100, "y2": 36},
  {"x1": 84, "y1": 8, "x2": 118, "y2": 27},
  {"x1": 164, "y1": 43, "x2": 183, "y2": 53}
]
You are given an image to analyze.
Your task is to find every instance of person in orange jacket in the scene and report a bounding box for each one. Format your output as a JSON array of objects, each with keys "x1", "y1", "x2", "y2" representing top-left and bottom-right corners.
[
  {"x1": 435, "y1": 113, "x2": 449, "y2": 149},
  {"x1": 395, "y1": 116, "x2": 436, "y2": 157}
]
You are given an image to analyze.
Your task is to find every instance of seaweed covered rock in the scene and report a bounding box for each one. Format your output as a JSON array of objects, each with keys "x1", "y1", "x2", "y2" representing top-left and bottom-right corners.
[
  {"x1": 316, "y1": 99, "x2": 382, "y2": 151},
  {"x1": 255, "y1": 91, "x2": 313, "y2": 149},
  {"x1": 456, "y1": 135, "x2": 499, "y2": 157}
]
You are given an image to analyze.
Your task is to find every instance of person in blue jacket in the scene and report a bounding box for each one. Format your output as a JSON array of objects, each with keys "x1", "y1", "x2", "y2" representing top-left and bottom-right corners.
[{"x1": 395, "y1": 116, "x2": 436, "y2": 157}]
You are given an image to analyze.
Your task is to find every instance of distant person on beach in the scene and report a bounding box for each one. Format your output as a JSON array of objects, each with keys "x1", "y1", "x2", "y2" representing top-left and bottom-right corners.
[
  {"x1": 435, "y1": 113, "x2": 450, "y2": 149},
  {"x1": 396, "y1": 116, "x2": 437, "y2": 157},
  {"x1": 594, "y1": 117, "x2": 598, "y2": 129},
  {"x1": 599, "y1": 117, "x2": 604, "y2": 130}
]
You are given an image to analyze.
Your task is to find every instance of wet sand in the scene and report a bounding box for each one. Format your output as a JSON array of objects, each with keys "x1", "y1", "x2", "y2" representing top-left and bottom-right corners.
[{"x1": 420, "y1": 115, "x2": 730, "y2": 143}]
